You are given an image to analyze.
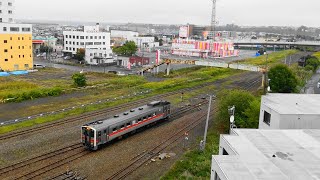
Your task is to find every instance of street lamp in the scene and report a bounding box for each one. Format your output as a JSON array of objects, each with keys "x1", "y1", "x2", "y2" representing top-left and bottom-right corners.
[{"x1": 200, "y1": 95, "x2": 215, "y2": 151}]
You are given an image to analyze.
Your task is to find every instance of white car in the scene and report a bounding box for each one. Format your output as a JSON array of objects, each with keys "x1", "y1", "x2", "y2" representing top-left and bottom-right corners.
[
  {"x1": 33, "y1": 64, "x2": 46, "y2": 69},
  {"x1": 317, "y1": 82, "x2": 320, "y2": 89}
]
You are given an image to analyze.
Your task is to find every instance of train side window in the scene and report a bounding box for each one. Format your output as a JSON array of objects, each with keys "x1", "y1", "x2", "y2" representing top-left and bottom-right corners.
[
  {"x1": 104, "y1": 130, "x2": 107, "y2": 134},
  {"x1": 121, "y1": 125, "x2": 125, "y2": 129},
  {"x1": 126, "y1": 122, "x2": 131, "y2": 127},
  {"x1": 148, "y1": 114, "x2": 152, "y2": 118},
  {"x1": 112, "y1": 128, "x2": 117, "y2": 132},
  {"x1": 132, "y1": 120, "x2": 136, "y2": 124},
  {"x1": 98, "y1": 131, "x2": 101, "y2": 137},
  {"x1": 143, "y1": 116, "x2": 147, "y2": 120},
  {"x1": 153, "y1": 113, "x2": 156, "y2": 116}
]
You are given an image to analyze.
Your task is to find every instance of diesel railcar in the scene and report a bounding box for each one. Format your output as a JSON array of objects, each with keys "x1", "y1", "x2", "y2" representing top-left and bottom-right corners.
[{"x1": 81, "y1": 101, "x2": 171, "y2": 150}]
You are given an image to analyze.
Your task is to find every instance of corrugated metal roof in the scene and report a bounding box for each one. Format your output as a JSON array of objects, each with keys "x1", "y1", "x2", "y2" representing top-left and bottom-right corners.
[{"x1": 213, "y1": 129, "x2": 320, "y2": 180}]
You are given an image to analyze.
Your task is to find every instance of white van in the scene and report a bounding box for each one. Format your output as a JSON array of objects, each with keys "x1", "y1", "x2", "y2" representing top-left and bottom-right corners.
[{"x1": 33, "y1": 64, "x2": 46, "y2": 69}]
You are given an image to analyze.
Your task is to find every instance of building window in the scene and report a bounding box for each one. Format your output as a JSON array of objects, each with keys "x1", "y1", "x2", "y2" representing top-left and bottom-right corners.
[
  {"x1": 66, "y1": 41, "x2": 68, "y2": 44},
  {"x1": 4, "y1": 40, "x2": 7, "y2": 43},
  {"x1": 0, "y1": 18, "x2": 3, "y2": 22},
  {"x1": 86, "y1": 36, "x2": 88, "y2": 39},
  {"x1": 99, "y1": 36, "x2": 101, "y2": 39},
  {"x1": 103, "y1": 36, "x2": 105, "y2": 39},
  {"x1": 103, "y1": 42, "x2": 105, "y2": 45},
  {"x1": 73, "y1": 36, "x2": 75, "y2": 39},
  {"x1": 19, "y1": 55, "x2": 21, "y2": 58},
  {"x1": 18, "y1": 37, "x2": 20, "y2": 40},
  {"x1": 77, "y1": 42, "x2": 79, "y2": 45},
  {"x1": 24, "y1": 64, "x2": 29, "y2": 68},
  {"x1": 4, "y1": 49, "x2": 8, "y2": 52},
  {"x1": 5, "y1": 59, "x2": 8, "y2": 62},
  {"x1": 3, "y1": 27, "x2": 7, "y2": 31},
  {"x1": 80, "y1": 36, "x2": 84, "y2": 39},
  {"x1": 10, "y1": 37, "x2": 12, "y2": 40},
  {"x1": 80, "y1": 42, "x2": 84, "y2": 45},
  {"x1": 10, "y1": 27, "x2": 19, "y2": 32},
  {"x1": 77, "y1": 36, "x2": 79, "y2": 39},
  {"x1": 8, "y1": 2, "x2": 13, "y2": 6},
  {"x1": 22, "y1": 46, "x2": 24, "y2": 49},
  {"x1": 65, "y1": 35, "x2": 68, "y2": 39},
  {"x1": 222, "y1": 148, "x2": 229, "y2": 155},
  {"x1": 73, "y1": 42, "x2": 75, "y2": 45},
  {"x1": 18, "y1": 46, "x2": 20, "y2": 49},
  {"x1": 90, "y1": 36, "x2": 93, "y2": 39},
  {"x1": 23, "y1": 55, "x2": 25, "y2": 58},
  {"x1": 73, "y1": 48, "x2": 75, "y2": 51},
  {"x1": 263, "y1": 111, "x2": 271, "y2": 126},
  {"x1": 8, "y1": 10, "x2": 12, "y2": 14},
  {"x1": 8, "y1": 18, "x2": 13, "y2": 22},
  {"x1": 90, "y1": 53, "x2": 93, "y2": 56},
  {"x1": 22, "y1": 28, "x2": 31, "y2": 32},
  {"x1": 0, "y1": 10, "x2": 2, "y2": 13},
  {"x1": 66, "y1": 47, "x2": 68, "y2": 50},
  {"x1": 94, "y1": 36, "x2": 97, "y2": 39},
  {"x1": 22, "y1": 37, "x2": 24, "y2": 40}
]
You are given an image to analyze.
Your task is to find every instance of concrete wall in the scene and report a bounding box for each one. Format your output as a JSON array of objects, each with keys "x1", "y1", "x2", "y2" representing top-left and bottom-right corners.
[
  {"x1": 259, "y1": 100, "x2": 281, "y2": 129},
  {"x1": 0, "y1": 0, "x2": 15, "y2": 23}
]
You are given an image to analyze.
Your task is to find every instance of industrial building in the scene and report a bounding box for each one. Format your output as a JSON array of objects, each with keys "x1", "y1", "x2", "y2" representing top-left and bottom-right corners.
[
  {"x1": 211, "y1": 129, "x2": 320, "y2": 180},
  {"x1": 0, "y1": 0, "x2": 33, "y2": 71},
  {"x1": 63, "y1": 23, "x2": 113, "y2": 65},
  {"x1": 259, "y1": 94, "x2": 320, "y2": 129}
]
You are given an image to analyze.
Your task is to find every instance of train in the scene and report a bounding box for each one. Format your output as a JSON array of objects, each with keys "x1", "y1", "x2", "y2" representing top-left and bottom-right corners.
[{"x1": 81, "y1": 101, "x2": 171, "y2": 150}]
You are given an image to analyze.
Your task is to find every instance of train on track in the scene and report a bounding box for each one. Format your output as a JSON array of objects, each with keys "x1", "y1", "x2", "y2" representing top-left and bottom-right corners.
[{"x1": 81, "y1": 101, "x2": 171, "y2": 150}]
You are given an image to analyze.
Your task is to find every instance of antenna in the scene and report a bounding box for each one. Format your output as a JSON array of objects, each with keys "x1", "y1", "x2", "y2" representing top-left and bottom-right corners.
[{"x1": 211, "y1": 0, "x2": 217, "y2": 41}]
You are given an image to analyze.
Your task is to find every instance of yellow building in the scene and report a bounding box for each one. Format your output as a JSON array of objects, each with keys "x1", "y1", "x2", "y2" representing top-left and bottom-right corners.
[
  {"x1": 0, "y1": 25, "x2": 33, "y2": 71},
  {"x1": 0, "y1": 0, "x2": 33, "y2": 71}
]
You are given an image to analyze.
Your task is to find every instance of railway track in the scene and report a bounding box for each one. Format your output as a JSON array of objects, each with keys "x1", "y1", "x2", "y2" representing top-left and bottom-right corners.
[
  {"x1": 0, "y1": 102, "x2": 208, "y2": 180},
  {"x1": 0, "y1": 72, "x2": 261, "y2": 141},
  {"x1": 106, "y1": 107, "x2": 217, "y2": 180}
]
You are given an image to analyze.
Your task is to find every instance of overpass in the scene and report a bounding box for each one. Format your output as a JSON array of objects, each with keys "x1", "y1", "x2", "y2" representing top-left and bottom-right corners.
[{"x1": 234, "y1": 40, "x2": 320, "y2": 47}]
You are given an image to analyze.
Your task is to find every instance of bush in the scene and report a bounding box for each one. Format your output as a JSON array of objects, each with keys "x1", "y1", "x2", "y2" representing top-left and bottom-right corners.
[
  {"x1": 214, "y1": 90, "x2": 259, "y2": 133},
  {"x1": 72, "y1": 73, "x2": 87, "y2": 87},
  {"x1": 269, "y1": 64, "x2": 298, "y2": 93}
]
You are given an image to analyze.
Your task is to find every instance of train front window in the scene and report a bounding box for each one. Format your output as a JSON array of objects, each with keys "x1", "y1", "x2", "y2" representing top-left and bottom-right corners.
[{"x1": 89, "y1": 130, "x2": 94, "y2": 137}]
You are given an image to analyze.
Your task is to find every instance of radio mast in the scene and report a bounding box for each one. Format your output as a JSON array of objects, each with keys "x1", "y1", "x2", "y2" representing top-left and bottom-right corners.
[{"x1": 211, "y1": 0, "x2": 217, "y2": 41}]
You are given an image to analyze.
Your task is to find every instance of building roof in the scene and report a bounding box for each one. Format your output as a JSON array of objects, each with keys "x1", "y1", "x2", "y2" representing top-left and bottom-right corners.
[
  {"x1": 262, "y1": 93, "x2": 320, "y2": 114},
  {"x1": 213, "y1": 129, "x2": 320, "y2": 180}
]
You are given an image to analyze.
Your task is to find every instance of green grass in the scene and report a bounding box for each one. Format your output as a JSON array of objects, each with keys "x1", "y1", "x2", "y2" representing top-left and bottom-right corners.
[
  {"x1": 236, "y1": 50, "x2": 298, "y2": 66},
  {"x1": 161, "y1": 128, "x2": 220, "y2": 179},
  {"x1": 0, "y1": 67, "x2": 241, "y2": 134}
]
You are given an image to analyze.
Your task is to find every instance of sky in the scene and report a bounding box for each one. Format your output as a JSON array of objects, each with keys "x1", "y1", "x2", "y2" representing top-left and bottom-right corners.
[{"x1": 15, "y1": 0, "x2": 320, "y2": 27}]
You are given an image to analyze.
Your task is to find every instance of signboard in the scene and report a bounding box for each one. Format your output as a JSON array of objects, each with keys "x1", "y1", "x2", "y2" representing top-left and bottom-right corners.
[
  {"x1": 156, "y1": 50, "x2": 161, "y2": 65},
  {"x1": 179, "y1": 26, "x2": 189, "y2": 38}
]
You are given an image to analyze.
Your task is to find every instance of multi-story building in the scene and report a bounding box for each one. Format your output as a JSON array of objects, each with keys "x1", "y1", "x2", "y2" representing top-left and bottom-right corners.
[
  {"x1": 63, "y1": 23, "x2": 113, "y2": 65},
  {"x1": 0, "y1": 0, "x2": 33, "y2": 71}
]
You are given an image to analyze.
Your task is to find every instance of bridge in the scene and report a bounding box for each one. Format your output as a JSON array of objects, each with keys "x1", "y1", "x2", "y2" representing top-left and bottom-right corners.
[{"x1": 234, "y1": 40, "x2": 320, "y2": 47}]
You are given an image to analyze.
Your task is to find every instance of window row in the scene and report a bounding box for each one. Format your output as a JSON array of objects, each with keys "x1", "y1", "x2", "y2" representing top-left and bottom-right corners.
[
  {"x1": 65, "y1": 41, "x2": 106, "y2": 45},
  {"x1": 0, "y1": 10, "x2": 13, "y2": 14},
  {"x1": 3, "y1": 46, "x2": 32, "y2": 51},
  {"x1": 2, "y1": 36, "x2": 31, "y2": 41},
  {"x1": 89, "y1": 53, "x2": 112, "y2": 57},
  {"x1": 111, "y1": 113, "x2": 158, "y2": 133},
  {"x1": 3, "y1": 54, "x2": 32, "y2": 60},
  {"x1": 2, "y1": 26, "x2": 31, "y2": 32},
  {"x1": 0, "y1": 2, "x2": 13, "y2": 6},
  {"x1": 65, "y1": 47, "x2": 107, "y2": 51},
  {"x1": 65, "y1": 35, "x2": 106, "y2": 40}
]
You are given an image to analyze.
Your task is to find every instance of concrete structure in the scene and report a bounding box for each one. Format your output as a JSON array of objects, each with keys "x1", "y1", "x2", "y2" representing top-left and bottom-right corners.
[
  {"x1": 259, "y1": 94, "x2": 320, "y2": 129},
  {"x1": 0, "y1": 0, "x2": 33, "y2": 71},
  {"x1": 32, "y1": 36, "x2": 58, "y2": 53},
  {"x1": 0, "y1": 0, "x2": 14, "y2": 23},
  {"x1": 85, "y1": 48, "x2": 113, "y2": 65},
  {"x1": 111, "y1": 30, "x2": 138, "y2": 39},
  {"x1": 211, "y1": 129, "x2": 320, "y2": 180},
  {"x1": 63, "y1": 23, "x2": 113, "y2": 64}
]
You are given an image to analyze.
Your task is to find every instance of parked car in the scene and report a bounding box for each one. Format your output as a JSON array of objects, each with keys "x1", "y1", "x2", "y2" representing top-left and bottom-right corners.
[
  {"x1": 33, "y1": 64, "x2": 46, "y2": 69},
  {"x1": 64, "y1": 56, "x2": 71, "y2": 60},
  {"x1": 317, "y1": 82, "x2": 320, "y2": 89}
]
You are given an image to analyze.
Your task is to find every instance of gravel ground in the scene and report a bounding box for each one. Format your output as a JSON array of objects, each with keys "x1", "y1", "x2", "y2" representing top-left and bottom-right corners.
[{"x1": 0, "y1": 71, "x2": 262, "y2": 180}]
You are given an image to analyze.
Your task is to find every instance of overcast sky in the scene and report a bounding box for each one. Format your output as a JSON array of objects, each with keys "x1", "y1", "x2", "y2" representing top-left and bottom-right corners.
[{"x1": 15, "y1": 0, "x2": 320, "y2": 27}]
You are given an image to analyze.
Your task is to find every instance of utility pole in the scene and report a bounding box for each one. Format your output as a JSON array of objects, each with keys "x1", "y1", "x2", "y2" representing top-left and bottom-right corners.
[{"x1": 200, "y1": 95, "x2": 213, "y2": 151}]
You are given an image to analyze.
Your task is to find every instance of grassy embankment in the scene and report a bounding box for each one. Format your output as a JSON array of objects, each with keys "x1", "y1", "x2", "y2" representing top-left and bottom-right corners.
[
  {"x1": 0, "y1": 67, "x2": 239, "y2": 134},
  {"x1": 236, "y1": 49, "x2": 298, "y2": 66}
]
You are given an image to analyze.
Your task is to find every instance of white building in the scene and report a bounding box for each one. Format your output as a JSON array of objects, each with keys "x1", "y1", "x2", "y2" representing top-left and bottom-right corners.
[
  {"x1": 85, "y1": 49, "x2": 114, "y2": 65},
  {"x1": 259, "y1": 94, "x2": 320, "y2": 129},
  {"x1": 111, "y1": 30, "x2": 138, "y2": 39},
  {"x1": 211, "y1": 129, "x2": 320, "y2": 180},
  {"x1": 127, "y1": 36, "x2": 159, "y2": 48},
  {"x1": 0, "y1": 0, "x2": 14, "y2": 23},
  {"x1": 63, "y1": 23, "x2": 113, "y2": 65}
]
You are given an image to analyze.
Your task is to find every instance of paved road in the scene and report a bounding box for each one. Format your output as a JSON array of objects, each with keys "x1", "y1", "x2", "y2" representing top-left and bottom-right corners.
[{"x1": 303, "y1": 69, "x2": 320, "y2": 94}]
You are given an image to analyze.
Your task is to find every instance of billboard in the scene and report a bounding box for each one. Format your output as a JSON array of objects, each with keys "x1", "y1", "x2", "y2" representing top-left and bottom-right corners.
[{"x1": 179, "y1": 26, "x2": 189, "y2": 38}]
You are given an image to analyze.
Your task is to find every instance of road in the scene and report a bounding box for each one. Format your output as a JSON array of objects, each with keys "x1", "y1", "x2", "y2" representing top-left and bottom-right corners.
[{"x1": 303, "y1": 69, "x2": 320, "y2": 94}]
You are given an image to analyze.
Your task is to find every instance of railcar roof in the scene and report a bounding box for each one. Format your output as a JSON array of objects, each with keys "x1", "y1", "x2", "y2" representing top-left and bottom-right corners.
[{"x1": 83, "y1": 101, "x2": 167, "y2": 130}]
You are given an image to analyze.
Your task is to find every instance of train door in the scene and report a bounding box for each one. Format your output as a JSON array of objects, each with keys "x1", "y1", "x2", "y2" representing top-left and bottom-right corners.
[
  {"x1": 82, "y1": 127, "x2": 95, "y2": 149},
  {"x1": 163, "y1": 105, "x2": 170, "y2": 118}
]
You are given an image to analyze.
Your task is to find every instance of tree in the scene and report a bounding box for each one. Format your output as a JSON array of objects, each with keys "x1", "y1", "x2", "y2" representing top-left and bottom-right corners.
[
  {"x1": 268, "y1": 64, "x2": 298, "y2": 93},
  {"x1": 306, "y1": 58, "x2": 320, "y2": 72},
  {"x1": 214, "y1": 90, "x2": 257, "y2": 133},
  {"x1": 39, "y1": 45, "x2": 53, "y2": 53},
  {"x1": 75, "y1": 48, "x2": 85, "y2": 61},
  {"x1": 113, "y1": 41, "x2": 137, "y2": 56},
  {"x1": 72, "y1": 73, "x2": 86, "y2": 87}
]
